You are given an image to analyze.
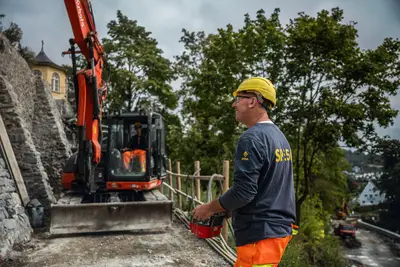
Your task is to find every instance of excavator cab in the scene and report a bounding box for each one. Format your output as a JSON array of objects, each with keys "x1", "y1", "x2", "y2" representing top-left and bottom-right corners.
[
  {"x1": 50, "y1": 111, "x2": 172, "y2": 235},
  {"x1": 101, "y1": 111, "x2": 168, "y2": 190}
]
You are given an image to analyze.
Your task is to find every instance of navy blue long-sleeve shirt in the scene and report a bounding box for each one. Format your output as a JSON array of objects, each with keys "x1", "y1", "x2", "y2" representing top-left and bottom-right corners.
[{"x1": 219, "y1": 121, "x2": 296, "y2": 246}]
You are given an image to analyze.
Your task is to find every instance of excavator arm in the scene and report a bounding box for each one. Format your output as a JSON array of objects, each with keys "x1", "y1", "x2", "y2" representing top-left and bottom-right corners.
[
  {"x1": 64, "y1": 0, "x2": 103, "y2": 63},
  {"x1": 62, "y1": 0, "x2": 107, "y2": 193}
]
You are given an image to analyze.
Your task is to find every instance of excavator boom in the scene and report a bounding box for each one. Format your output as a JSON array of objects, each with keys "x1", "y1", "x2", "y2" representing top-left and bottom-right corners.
[
  {"x1": 64, "y1": 0, "x2": 103, "y2": 63},
  {"x1": 62, "y1": 0, "x2": 106, "y2": 192}
]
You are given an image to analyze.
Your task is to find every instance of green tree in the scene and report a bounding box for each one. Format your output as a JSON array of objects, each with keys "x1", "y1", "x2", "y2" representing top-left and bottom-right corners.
[
  {"x1": 374, "y1": 139, "x2": 400, "y2": 232},
  {"x1": 174, "y1": 7, "x2": 400, "y2": 224},
  {"x1": 312, "y1": 148, "x2": 351, "y2": 214},
  {"x1": 278, "y1": 7, "x2": 399, "y2": 223},
  {"x1": 0, "y1": 14, "x2": 35, "y2": 65},
  {"x1": 173, "y1": 10, "x2": 286, "y2": 175},
  {"x1": 102, "y1": 10, "x2": 178, "y2": 113},
  {"x1": 0, "y1": 14, "x2": 4, "y2": 31},
  {"x1": 2, "y1": 21, "x2": 22, "y2": 46}
]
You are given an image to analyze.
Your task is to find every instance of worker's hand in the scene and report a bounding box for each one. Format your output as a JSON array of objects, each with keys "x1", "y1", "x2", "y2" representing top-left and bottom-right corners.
[{"x1": 191, "y1": 203, "x2": 214, "y2": 222}]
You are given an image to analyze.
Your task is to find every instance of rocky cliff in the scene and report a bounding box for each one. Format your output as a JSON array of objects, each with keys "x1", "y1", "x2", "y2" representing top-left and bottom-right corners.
[
  {"x1": 0, "y1": 33, "x2": 72, "y2": 218},
  {"x1": 0, "y1": 149, "x2": 32, "y2": 261}
]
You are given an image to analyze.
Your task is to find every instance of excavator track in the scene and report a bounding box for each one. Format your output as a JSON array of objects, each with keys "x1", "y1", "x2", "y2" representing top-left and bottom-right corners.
[{"x1": 50, "y1": 189, "x2": 173, "y2": 235}]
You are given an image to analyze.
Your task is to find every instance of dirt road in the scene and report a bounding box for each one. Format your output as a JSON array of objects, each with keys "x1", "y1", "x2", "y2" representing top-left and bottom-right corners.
[{"x1": 2, "y1": 216, "x2": 232, "y2": 267}]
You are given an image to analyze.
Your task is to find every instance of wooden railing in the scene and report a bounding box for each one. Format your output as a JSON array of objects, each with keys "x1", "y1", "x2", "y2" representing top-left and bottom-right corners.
[{"x1": 162, "y1": 159, "x2": 230, "y2": 242}]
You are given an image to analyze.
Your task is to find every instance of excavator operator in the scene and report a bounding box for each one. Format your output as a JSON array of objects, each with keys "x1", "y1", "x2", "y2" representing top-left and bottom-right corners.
[{"x1": 121, "y1": 122, "x2": 146, "y2": 173}]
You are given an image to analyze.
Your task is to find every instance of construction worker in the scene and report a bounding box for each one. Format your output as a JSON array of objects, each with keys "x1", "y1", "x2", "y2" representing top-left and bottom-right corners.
[
  {"x1": 191, "y1": 77, "x2": 296, "y2": 267},
  {"x1": 122, "y1": 123, "x2": 146, "y2": 172}
]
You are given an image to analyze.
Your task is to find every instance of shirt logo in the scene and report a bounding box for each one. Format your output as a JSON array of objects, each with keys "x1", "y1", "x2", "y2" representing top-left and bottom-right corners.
[
  {"x1": 275, "y1": 148, "x2": 292, "y2": 162},
  {"x1": 241, "y1": 151, "x2": 249, "y2": 161}
]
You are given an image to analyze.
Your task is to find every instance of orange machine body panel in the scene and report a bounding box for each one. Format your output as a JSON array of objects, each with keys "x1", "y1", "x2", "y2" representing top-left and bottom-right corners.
[
  {"x1": 61, "y1": 173, "x2": 162, "y2": 192},
  {"x1": 106, "y1": 180, "x2": 163, "y2": 191},
  {"x1": 62, "y1": 173, "x2": 75, "y2": 190}
]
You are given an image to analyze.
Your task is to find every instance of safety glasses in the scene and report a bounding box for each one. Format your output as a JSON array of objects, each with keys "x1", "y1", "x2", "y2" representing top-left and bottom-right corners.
[
  {"x1": 235, "y1": 93, "x2": 258, "y2": 103},
  {"x1": 235, "y1": 96, "x2": 251, "y2": 102}
]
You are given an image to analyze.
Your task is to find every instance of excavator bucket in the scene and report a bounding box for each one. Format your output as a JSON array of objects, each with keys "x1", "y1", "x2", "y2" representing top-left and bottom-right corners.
[{"x1": 49, "y1": 189, "x2": 173, "y2": 235}]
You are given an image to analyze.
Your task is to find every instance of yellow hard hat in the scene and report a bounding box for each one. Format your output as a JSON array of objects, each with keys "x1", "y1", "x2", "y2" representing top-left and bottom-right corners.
[{"x1": 233, "y1": 77, "x2": 276, "y2": 108}]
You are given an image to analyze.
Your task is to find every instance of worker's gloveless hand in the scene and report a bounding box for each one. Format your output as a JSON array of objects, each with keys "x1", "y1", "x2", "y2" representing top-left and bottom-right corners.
[{"x1": 191, "y1": 203, "x2": 214, "y2": 222}]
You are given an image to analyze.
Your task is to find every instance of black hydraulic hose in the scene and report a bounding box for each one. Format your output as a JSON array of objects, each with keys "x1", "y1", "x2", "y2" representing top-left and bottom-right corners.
[
  {"x1": 88, "y1": 38, "x2": 100, "y2": 119},
  {"x1": 69, "y1": 38, "x2": 79, "y2": 113}
]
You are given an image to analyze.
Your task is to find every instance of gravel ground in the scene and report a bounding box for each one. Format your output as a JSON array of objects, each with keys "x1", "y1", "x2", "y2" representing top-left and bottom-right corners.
[{"x1": 1, "y1": 216, "x2": 232, "y2": 267}]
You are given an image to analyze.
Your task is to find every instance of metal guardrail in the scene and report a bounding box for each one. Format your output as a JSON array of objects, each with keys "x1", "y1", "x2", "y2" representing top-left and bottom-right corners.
[{"x1": 356, "y1": 219, "x2": 400, "y2": 241}]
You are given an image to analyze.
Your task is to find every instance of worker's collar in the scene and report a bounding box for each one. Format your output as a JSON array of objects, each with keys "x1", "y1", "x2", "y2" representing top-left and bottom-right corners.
[{"x1": 257, "y1": 120, "x2": 274, "y2": 124}]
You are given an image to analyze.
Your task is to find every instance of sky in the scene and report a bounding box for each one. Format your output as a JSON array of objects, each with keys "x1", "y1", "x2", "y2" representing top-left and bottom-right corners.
[{"x1": 1, "y1": 0, "x2": 400, "y2": 138}]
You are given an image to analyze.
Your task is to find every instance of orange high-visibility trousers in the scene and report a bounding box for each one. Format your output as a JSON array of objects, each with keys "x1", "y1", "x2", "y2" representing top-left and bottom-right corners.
[
  {"x1": 122, "y1": 149, "x2": 146, "y2": 172},
  {"x1": 234, "y1": 235, "x2": 293, "y2": 267}
]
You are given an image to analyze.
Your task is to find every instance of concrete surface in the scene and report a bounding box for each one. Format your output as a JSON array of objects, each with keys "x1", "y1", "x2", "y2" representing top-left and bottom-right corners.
[{"x1": 0, "y1": 215, "x2": 232, "y2": 267}]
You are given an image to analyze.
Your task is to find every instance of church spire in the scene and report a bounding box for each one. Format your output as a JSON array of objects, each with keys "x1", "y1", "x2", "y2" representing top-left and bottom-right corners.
[{"x1": 34, "y1": 39, "x2": 58, "y2": 67}]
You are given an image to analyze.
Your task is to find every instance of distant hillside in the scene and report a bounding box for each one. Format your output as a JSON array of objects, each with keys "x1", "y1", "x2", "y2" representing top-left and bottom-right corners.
[{"x1": 344, "y1": 150, "x2": 382, "y2": 173}]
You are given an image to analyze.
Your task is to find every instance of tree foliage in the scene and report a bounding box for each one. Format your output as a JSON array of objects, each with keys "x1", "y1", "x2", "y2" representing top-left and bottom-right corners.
[
  {"x1": 102, "y1": 10, "x2": 178, "y2": 113},
  {"x1": 174, "y1": 7, "x2": 400, "y2": 224},
  {"x1": 374, "y1": 139, "x2": 400, "y2": 232},
  {"x1": 311, "y1": 148, "x2": 350, "y2": 213},
  {"x1": 280, "y1": 195, "x2": 348, "y2": 267},
  {"x1": 0, "y1": 14, "x2": 35, "y2": 65}
]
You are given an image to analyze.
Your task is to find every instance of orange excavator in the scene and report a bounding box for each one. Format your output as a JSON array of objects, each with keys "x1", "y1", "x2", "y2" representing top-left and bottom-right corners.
[
  {"x1": 49, "y1": 0, "x2": 172, "y2": 235},
  {"x1": 336, "y1": 200, "x2": 350, "y2": 220}
]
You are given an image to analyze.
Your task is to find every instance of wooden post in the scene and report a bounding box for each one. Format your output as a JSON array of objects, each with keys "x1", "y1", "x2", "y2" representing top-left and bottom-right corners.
[
  {"x1": 168, "y1": 159, "x2": 173, "y2": 202},
  {"x1": 160, "y1": 158, "x2": 165, "y2": 194},
  {"x1": 222, "y1": 160, "x2": 230, "y2": 242},
  {"x1": 0, "y1": 114, "x2": 30, "y2": 206},
  {"x1": 195, "y1": 161, "x2": 201, "y2": 201},
  {"x1": 176, "y1": 161, "x2": 182, "y2": 209}
]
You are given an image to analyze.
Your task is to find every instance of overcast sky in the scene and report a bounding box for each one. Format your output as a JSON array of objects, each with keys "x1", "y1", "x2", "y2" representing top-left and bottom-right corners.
[{"x1": 1, "y1": 0, "x2": 400, "y2": 138}]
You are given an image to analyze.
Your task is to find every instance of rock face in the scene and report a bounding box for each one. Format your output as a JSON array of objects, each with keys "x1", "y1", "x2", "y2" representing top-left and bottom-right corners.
[
  {"x1": 0, "y1": 33, "x2": 72, "y2": 218},
  {"x1": 0, "y1": 152, "x2": 32, "y2": 260},
  {"x1": 31, "y1": 76, "x2": 72, "y2": 197}
]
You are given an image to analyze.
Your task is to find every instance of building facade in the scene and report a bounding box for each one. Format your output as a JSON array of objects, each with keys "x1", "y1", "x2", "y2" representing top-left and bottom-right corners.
[
  {"x1": 31, "y1": 41, "x2": 68, "y2": 101},
  {"x1": 357, "y1": 181, "x2": 386, "y2": 206},
  {"x1": 30, "y1": 41, "x2": 76, "y2": 147}
]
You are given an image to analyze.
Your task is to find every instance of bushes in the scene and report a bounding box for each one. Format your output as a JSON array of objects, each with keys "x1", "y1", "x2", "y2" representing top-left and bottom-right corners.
[
  {"x1": 280, "y1": 195, "x2": 349, "y2": 266},
  {"x1": 306, "y1": 236, "x2": 348, "y2": 267},
  {"x1": 279, "y1": 238, "x2": 309, "y2": 267},
  {"x1": 280, "y1": 236, "x2": 348, "y2": 267}
]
